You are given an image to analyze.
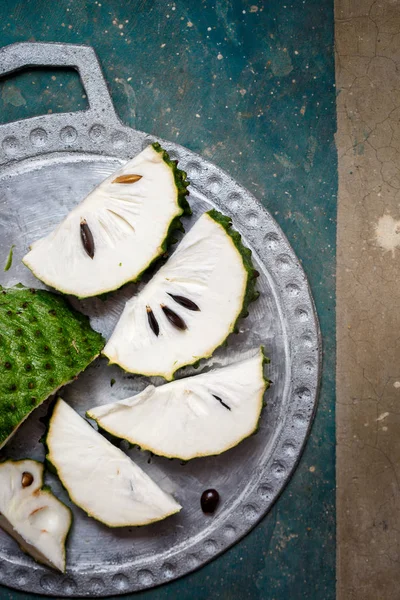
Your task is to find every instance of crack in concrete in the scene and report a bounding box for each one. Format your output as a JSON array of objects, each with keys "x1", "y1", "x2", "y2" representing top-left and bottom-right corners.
[{"x1": 336, "y1": 0, "x2": 400, "y2": 597}]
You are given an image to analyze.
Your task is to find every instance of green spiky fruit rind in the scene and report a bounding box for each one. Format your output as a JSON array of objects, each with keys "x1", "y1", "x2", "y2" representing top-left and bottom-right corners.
[
  {"x1": 0, "y1": 459, "x2": 73, "y2": 570},
  {"x1": 129, "y1": 143, "x2": 192, "y2": 283},
  {"x1": 152, "y1": 142, "x2": 191, "y2": 216},
  {"x1": 207, "y1": 209, "x2": 259, "y2": 331},
  {"x1": 0, "y1": 287, "x2": 104, "y2": 449},
  {"x1": 134, "y1": 143, "x2": 192, "y2": 285},
  {"x1": 260, "y1": 345, "x2": 272, "y2": 383},
  {"x1": 257, "y1": 345, "x2": 272, "y2": 426},
  {"x1": 171, "y1": 210, "x2": 259, "y2": 378},
  {"x1": 97, "y1": 144, "x2": 191, "y2": 299}
]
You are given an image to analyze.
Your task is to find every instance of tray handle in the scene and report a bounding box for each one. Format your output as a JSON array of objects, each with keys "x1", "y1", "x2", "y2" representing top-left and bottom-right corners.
[{"x1": 0, "y1": 42, "x2": 120, "y2": 126}]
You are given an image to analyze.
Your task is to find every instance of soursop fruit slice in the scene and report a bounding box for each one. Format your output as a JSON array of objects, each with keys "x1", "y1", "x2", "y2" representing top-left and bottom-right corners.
[
  {"x1": 88, "y1": 348, "x2": 269, "y2": 460},
  {"x1": 0, "y1": 460, "x2": 72, "y2": 572},
  {"x1": 46, "y1": 399, "x2": 181, "y2": 527},
  {"x1": 23, "y1": 143, "x2": 191, "y2": 298},
  {"x1": 103, "y1": 209, "x2": 259, "y2": 380},
  {"x1": 0, "y1": 286, "x2": 104, "y2": 450}
]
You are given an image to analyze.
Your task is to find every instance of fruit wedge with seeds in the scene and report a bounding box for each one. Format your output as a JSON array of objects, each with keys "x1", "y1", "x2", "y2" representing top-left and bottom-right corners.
[
  {"x1": 0, "y1": 460, "x2": 72, "y2": 572},
  {"x1": 0, "y1": 286, "x2": 104, "y2": 450},
  {"x1": 88, "y1": 348, "x2": 269, "y2": 460},
  {"x1": 103, "y1": 209, "x2": 259, "y2": 380},
  {"x1": 46, "y1": 399, "x2": 181, "y2": 527},
  {"x1": 23, "y1": 143, "x2": 191, "y2": 298}
]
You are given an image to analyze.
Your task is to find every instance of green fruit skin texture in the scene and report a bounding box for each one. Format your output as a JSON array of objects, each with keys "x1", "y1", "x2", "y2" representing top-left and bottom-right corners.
[
  {"x1": 0, "y1": 286, "x2": 104, "y2": 448},
  {"x1": 152, "y1": 142, "x2": 191, "y2": 217}
]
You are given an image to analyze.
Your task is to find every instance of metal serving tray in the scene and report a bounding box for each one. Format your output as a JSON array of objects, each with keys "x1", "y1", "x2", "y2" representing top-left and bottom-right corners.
[{"x1": 0, "y1": 42, "x2": 321, "y2": 597}]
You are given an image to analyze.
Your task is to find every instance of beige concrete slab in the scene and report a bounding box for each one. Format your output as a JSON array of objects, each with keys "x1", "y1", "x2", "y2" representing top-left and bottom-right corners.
[{"x1": 336, "y1": 0, "x2": 400, "y2": 597}]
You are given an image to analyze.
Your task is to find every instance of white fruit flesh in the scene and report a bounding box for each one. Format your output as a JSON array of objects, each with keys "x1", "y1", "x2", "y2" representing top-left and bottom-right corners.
[
  {"x1": 46, "y1": 399, "x2": 181, "y2": 527},
  {"x1": 104, "y1": 212, "x2": 248, "y2": 380},
  {"x1": 88, "y1": 348, "x2": 267, "y2": 460},
  {"x1": 0, "y1": 460, "x2": 71, "y2": 572},
  {"x1": 23, "y1": 145, "x2": 186, "y2": 298}
]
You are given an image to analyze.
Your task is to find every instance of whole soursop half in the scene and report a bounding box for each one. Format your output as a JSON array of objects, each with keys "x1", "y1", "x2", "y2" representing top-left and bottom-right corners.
[
  {"x1": 0, "y1": 459, "x2": 72, "y2": 572},
  {"x1": 88, "y1": 347, "x2": 270, "y2": 460},
  {"x1": 22, "y1": 143, "x2": 191, "y2": 298},
  {"x1": 0, "y1": 286, "x2": 104, "y2": 449},
  {"x1": 46, "y1": 399, "x2": 181, "y2": 527},
  {"x1": 103, "y1": 209, "x2": 259, "y2": 380}
]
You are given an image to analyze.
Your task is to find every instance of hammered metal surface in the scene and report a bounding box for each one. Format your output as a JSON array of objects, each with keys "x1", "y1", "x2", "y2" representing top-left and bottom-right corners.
[{"x1": 0, "y1": 43, "x2": 321, "y2": 597}]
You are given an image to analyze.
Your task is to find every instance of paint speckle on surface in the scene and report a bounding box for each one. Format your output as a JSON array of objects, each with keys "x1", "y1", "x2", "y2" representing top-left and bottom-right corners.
[
  {"x1": 115, "y1": 78, "x2": 136, "y2": 122},
  {"x1": 273, "y1": 153, "x2": 296, "y2": 169},
  {"x1": 1, "y1": 83, "x2": 26, "y2": 107},
  {"x1": 309, "y1": 465, "x2": 316, "y2": 472},
  {"x1": 376, "y1": 412, "x2": 389, "y2": 422},
  {"x1": 375, "y1": 214, "x2": 400, "y2": 255},
  {"x1": 270, "y1": 48, "x2": 293, "y2": 77},
  {"x1": 394, "y1": 382, "x2": 400, "y2": 389},
  {"x1": 217, "y1": 53, "x2": 223, "y2": 60},
  {"x1": 215, "y1": 0, "x2": 239, "y2": 44},
  {"x1": 305, "y1": 136, "x2": 317, "y2": 172}
]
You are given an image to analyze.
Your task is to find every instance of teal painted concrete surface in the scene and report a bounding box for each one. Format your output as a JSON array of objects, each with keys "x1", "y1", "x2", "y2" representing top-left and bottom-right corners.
[{"x1": 0, "y1": 1, "x2": 336, "y2": 598}]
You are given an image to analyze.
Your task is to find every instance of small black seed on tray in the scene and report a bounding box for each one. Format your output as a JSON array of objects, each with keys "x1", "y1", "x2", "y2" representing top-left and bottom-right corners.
[{"x1": 201, "y1": 489, "x2": 220, "y2": 514}]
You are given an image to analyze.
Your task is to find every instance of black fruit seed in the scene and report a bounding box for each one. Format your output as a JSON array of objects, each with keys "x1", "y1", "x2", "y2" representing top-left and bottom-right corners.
[
  {"x1": 146, "y1": 306, "x2": 159, "y2": 336},
  {"x1": 161, "y1": 305, "x2": 187, "y2": 330},
  {"x1": 80, "y1": 220, "x2": 95, "y2": 259},
  {"x1": 201, "y1": 489, "x2": 220, "y2": 514}
]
